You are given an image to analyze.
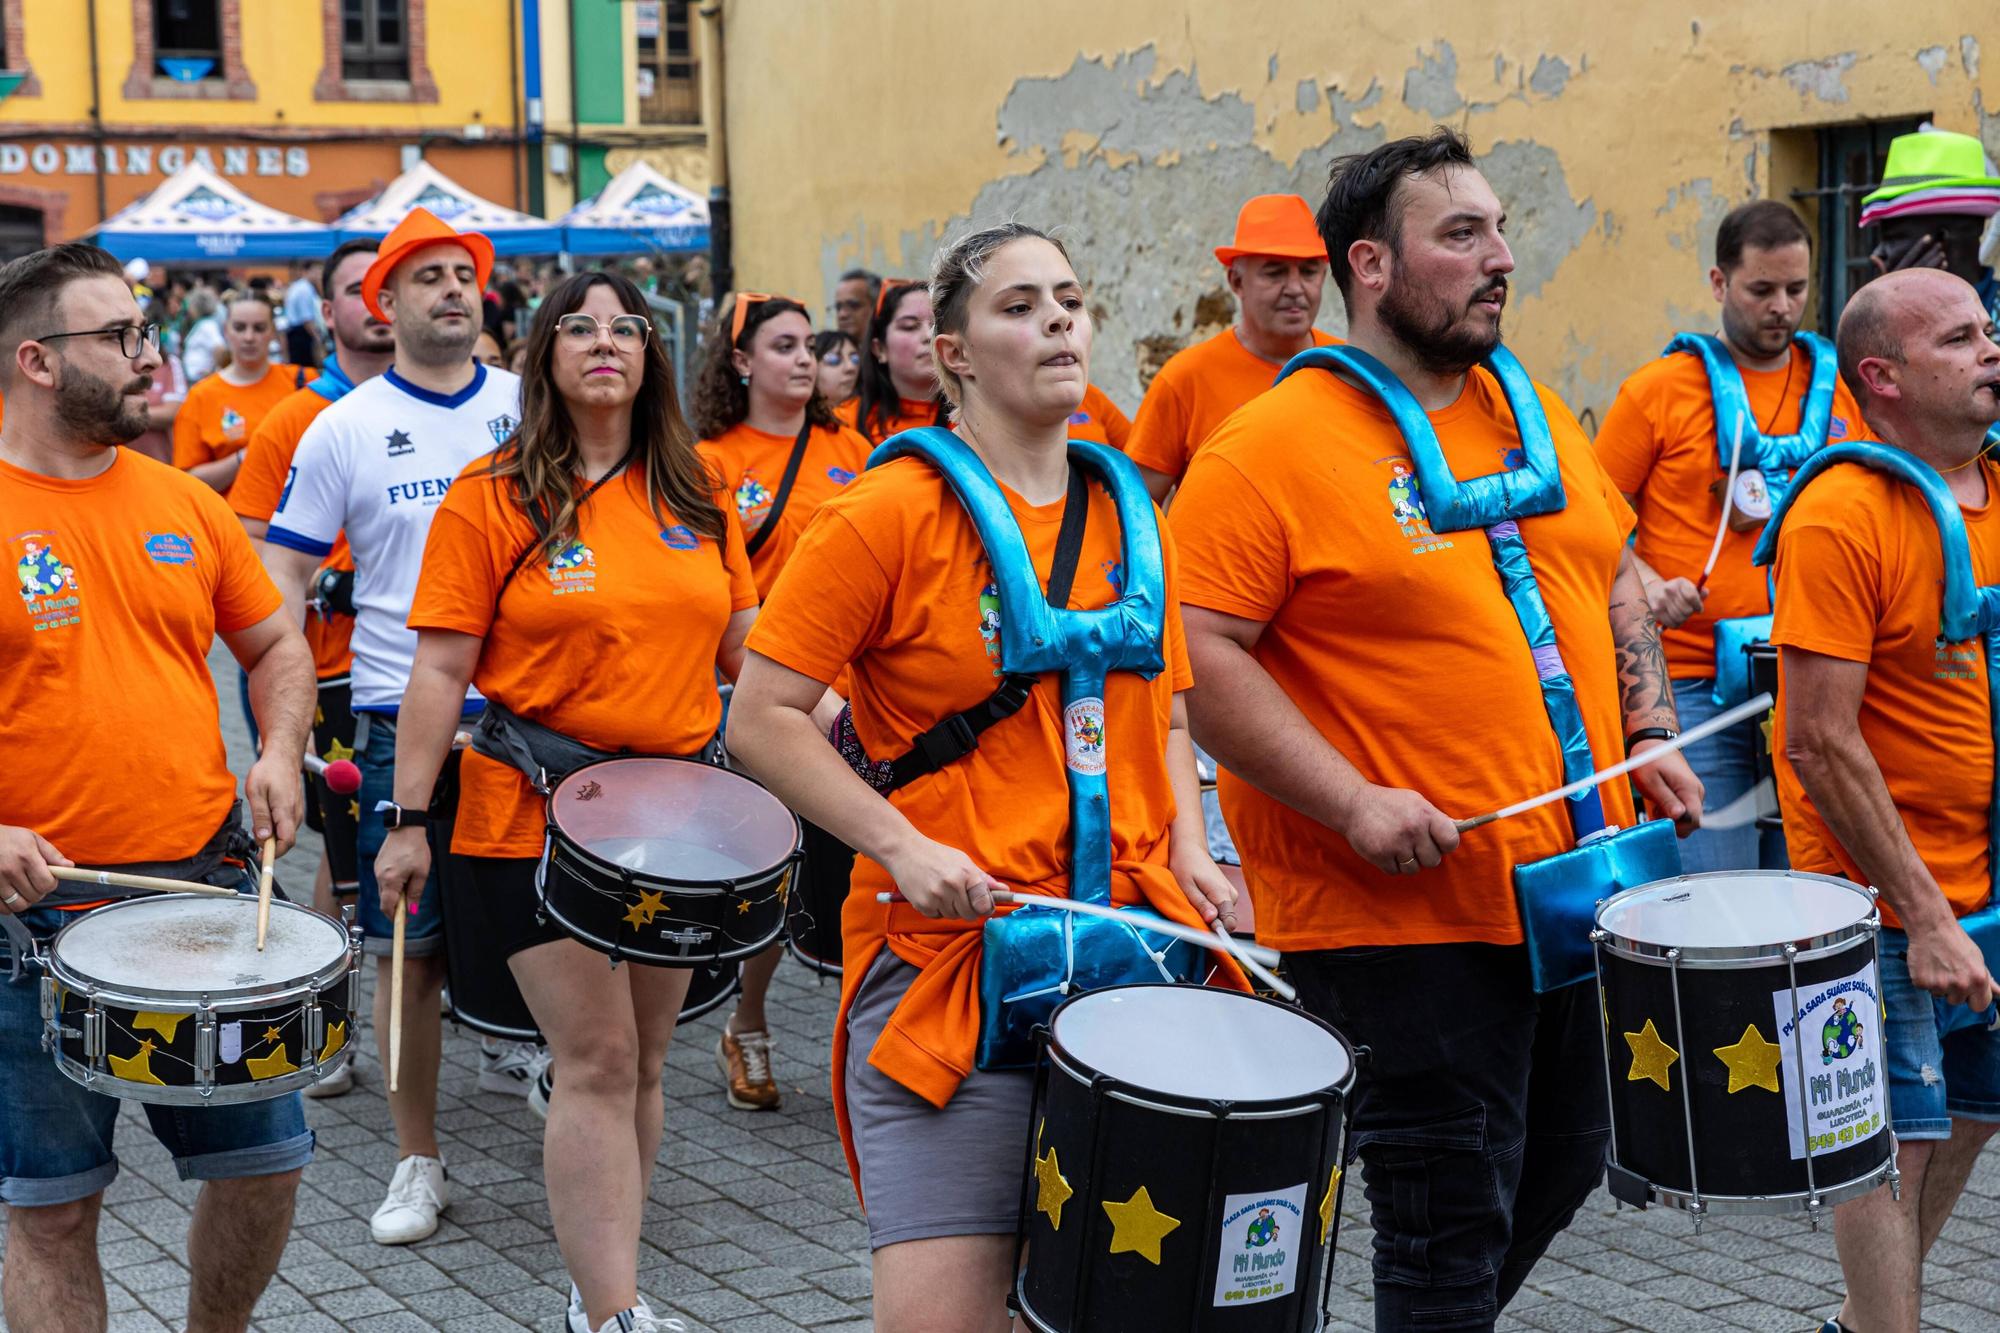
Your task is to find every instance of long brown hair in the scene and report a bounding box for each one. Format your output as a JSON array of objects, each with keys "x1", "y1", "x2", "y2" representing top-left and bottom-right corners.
[
  {"x1": 688, "y1": 293, "x2": 838, "y2": 439},
  {"x1": 855, "y1": 281, "x2": 947, "y2": 441},
  {"x1": 485, "y1": 270, "x2": 724, "y2": 561}
]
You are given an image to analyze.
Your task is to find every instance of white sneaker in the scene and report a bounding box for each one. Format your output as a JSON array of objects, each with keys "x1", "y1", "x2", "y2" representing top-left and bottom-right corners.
[
  {"x1": 370, "y1": 1154, "x2": 449, "y2": 1245},
  {"x1": 478, "y1": 1039, "x2": 544, "y2": 1096},
  {"x1": 528, "y1": 1057, "x2": 554, "y2": 1122},
  {"x1": 567, "y1": 1284, "x2": 683, "y2": 1333},
  {"x1": 303, "y1": 1060, "x2": 354, "y2": 1098}
]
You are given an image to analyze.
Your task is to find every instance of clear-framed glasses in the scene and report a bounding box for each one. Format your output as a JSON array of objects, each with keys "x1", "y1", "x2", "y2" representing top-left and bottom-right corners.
[
  {"x1": 35, "y1": 322, "x2": 161, "y2": 360},
  {"x1": 821, "y1": 350, "x2": 862, "y2": 367},
  {"x1": 555, "y1": 313, "x2": 651, "y2": 347}
]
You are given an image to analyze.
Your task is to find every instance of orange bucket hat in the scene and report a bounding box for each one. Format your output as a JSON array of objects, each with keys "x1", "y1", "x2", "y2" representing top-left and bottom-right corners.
[
  {"x1": 1214, "y1": 194, "x2": 1328, "y2": 266},
  {"x1": 361, "y1": 207, "x2": 496, "y2": 321}
]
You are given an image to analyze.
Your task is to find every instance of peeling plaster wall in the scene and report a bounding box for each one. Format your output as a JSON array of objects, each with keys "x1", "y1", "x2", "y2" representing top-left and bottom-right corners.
[{"x1": 724, "y1": 3, "x2": 1999, "y2": 419}]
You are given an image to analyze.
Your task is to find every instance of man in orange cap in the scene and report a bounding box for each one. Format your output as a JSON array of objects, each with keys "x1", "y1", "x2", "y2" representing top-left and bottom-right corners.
[
  {"x1": 261, "y1": 208, "x2": 522, "y2": 1247},
  {"x1": 1126, "y1": 193, "x2": 1337, "y2": 502}
]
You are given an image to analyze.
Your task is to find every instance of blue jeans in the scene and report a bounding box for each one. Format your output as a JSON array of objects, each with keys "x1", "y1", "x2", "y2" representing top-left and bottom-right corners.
[
  {"x1": 1876, "y1": 930, "x2": 2000, "y2": 1140},
  {"x1": 1192, "y1": 741, "x2": 1240, "y2": 865},
  {"x1": 1670, "y1": 677, "x2": 1788, "y2": 874},
  {"x1": 355, "y1": 712, "x2": 447, "y2": 957},
  {"x1": 0, "y1": 906, "x2": 314, "y2": 1207}
]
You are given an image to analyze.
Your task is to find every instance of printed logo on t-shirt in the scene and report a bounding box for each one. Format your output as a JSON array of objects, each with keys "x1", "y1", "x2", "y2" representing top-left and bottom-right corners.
[
  {"x1": 546, "y1": 539, "x2": 596, "y2": 596},
  {"x1": 734, "y1": 473, "x2": 773, "y2": 535},
  {"x1": 220, "y1": 407, "x2": 247, "y2": 443},
  {"x1": 1069, "y1": 411, "x2": 1092, "y2": 425},
  {"x1": 659, "y1": 524, "x2": 699, "y2": 550},
  {"x1": 486, "y1": 413, "x2": 519, "y2": 445},
  {"x1": 1101, "y1": 559, "x2": 1123, "y2": 593},
  {"x1": 384, "y1": 477, "x2": 455, "y2": 507},
  {"x1": 1830, "y1": 416, "x2": 1849, "y2": 441},
  {"x1": 1378, "y1": 457, "x2": 1453, "y2": 556},
  {"x1": 1064, "y1": 697, "x2": 1107, "y2": 775},
  {"x1": 278, "y1": 465, "x2": 299, "y2": 512},
  {"x1": 13, "y1": 531, "x2": 81, "y2": 632},
  {"x1": 977, "y1": 579, "x2": 1002, "y2": 675},
  {"x1": 385, "y1": 429, "x2": 415, "y2": 458},
  {"x1": 827, "y1": 466, "x2": 856, "y2": 485},
  {"x1": 143, "y1": 533, "x2": 196, "y2": 567}
]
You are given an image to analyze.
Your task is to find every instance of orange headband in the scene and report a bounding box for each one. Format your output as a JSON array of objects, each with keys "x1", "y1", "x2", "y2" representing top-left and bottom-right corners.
[
  {"x1": 874, "y1": 278, "x2": 923, "y2": 319},
  {"x1": 729, "y1": 291, "x2": 803, "y2": 346}
]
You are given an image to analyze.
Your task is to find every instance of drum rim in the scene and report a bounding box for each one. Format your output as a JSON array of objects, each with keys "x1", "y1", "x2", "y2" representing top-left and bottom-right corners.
[
  {"x1": 49, "y1": 1047, "x2": 351, "y2": 1107},
  {"x1": 1618, "y1": 1152, "x2": 1894, "y2": 1217},
  {"x1": 543, "y1": 755, "x2": 803, "y2": 890},
  {"x1": 1593, "y1": 870, "x2": 1880, "y2": 964},
  {"x1": 1044, "y1": 982, "x2": 1358, "y2": 1113},
  {"x1": 44, "y1": 894, "x2": 353, "y2": 1001}
]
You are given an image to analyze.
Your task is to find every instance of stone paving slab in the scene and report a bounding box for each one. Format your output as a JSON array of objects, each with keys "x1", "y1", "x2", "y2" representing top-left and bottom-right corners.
[{"x1": 4, "y1": 649, "x2": 1999, "y2": 1330}]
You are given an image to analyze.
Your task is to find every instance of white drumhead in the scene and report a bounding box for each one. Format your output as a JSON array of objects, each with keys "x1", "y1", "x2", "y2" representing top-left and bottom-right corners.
[
  {"x1": 53, "y1": 896, "x2": 347, "y2": 991},
  {"x1": 550, "y1": 758, "x2": 797, "y2": 882},
  {"x1": 1597, "y1": 872, "x2": 1872, "y2": 949},
  {"x1": 1054, "y1": 986, "x2": 1349, "y2": 1102}
]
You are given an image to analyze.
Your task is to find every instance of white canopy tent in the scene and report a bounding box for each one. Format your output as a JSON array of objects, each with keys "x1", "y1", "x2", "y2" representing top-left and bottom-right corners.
[
  {"x1": 559, "y1": 160, "x2": 709, "y2": 256},
  {"x1": 333, "y1": 159, "x2": 562, "y2": 255},
  {"x1": 90, "y1": 161, "x2": 333, "y2": 263}
]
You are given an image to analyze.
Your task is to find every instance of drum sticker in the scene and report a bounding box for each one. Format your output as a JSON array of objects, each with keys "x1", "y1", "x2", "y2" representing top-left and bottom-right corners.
[
  {"x1": 1212, "y1": 1183, "x2": 1308, "y2": 1307},
  {"x1": 219, "y1": 1022, "x2": 243, "y2": 1065},
  {"x1": 1771, "y1": 961, "x2": 1885, "y2": 1160},
  {"x1": 1064, "y1": 697, "x2": 1107, "y2": 775}
]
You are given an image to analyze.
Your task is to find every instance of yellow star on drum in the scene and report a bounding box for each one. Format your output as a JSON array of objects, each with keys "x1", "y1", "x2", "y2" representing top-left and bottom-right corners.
[
  {"x1": 132, "y1": 1010, "x2": 188, "y2": 1042},
  {"x1": 1713, "y1": 1023, "x2": 1783, "y2": 1094},
  {"x1": 262, "y1": 1026, "x2": 283, "y2": 1047},
  {"x1": 109, "y1": 1038, "x2": 167, "y2": 1086},
  {"x1": 247, "y1": 1043, "x2": 299, "y2": 1080},
  {"x1": 622, "y1": 889, "x2": 668, "y2": 930},
  {"x1": 319, "y1": 1020, "x2": 347, "y2": 1064},
  {"x1": 348, "y1": 799, "x2": 360, "y2": 821},
  {"x1": 1317, "y1": 1163, "x2": 1342, "y2": 1243},
  {"x1": 1033, "y1": 1142, "x2": 1072, "y2": 1230},
  {"x1": 735, "y1": 897, "x2": 753, "y2": 915},
  {"x1": 1102, "y1": 1185, "x2": 1180, "y2": 1264},
  {"x1": 1624, "y1": 1018, "x2": 1679, "y2": 1092},
  {"x1": 325, "y1": 737, "x2": 356, "y2": 763}
]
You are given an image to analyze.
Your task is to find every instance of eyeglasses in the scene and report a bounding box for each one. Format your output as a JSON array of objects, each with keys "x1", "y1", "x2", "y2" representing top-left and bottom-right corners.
[
  {"x1": 831, "y1": 297, "x2": 868, "y2": 315},
  {"x1": 729, "y1": 291, "x2": 801, "y2": 345},
  {"x1": 555, "y1": 313, "x2": 651, "y2": 347},
  {"x1": 35, "y1": 323, "x2": 160, "y2": 360},
  {"x1": 820, "y1": 350, "x2": 862, "y2": 367}
]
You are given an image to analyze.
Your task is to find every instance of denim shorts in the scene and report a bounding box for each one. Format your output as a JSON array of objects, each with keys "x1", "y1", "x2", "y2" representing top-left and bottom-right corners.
[
  {"x1": 355, "y1": 712, "x2": 446, "y2": 958},
  {"x1": 1877, "y1": 930, "x2": 2000, "y2": 1140},
  {"x1": 0, "y1": 908, "x2": 314, "y2": 1207}
]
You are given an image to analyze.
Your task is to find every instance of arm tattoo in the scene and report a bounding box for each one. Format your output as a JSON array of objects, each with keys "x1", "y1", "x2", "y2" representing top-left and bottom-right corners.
[{"x1": 1611, "y1": 605, "x2": 1677, "y2": 728}]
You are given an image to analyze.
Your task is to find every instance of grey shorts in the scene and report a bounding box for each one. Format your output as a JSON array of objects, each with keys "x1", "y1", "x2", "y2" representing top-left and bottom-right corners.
[{"x1": 844, "y1": 951, "x2": 1035, "y2": 1249}]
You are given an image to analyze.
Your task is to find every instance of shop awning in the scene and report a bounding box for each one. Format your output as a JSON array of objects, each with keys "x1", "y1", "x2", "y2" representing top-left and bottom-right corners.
[
  {"x1": 559, "y1": 160, "x2": 709, "y2": 256},
  {"x1": 333, "y1": 159, "x2": 563, "y2": 256},
  {"x1": 90, "y1": 161, "x2": 334, "y2": 263}
]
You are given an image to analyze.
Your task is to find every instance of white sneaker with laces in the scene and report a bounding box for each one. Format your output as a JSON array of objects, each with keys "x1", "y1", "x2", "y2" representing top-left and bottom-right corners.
[
  {"x1": 370, "y1": 1154, "x2": 449, "y2": 1245},
  {"x1": 528, "y1": 1056, "x2": 554, "y2": 1122},
  {"x1": 478, "y1": 1038, "x2": 544, "y2": 1096},
  {"x1": 567, "y1": 1284, "x2": 682, "y2": 1333}
]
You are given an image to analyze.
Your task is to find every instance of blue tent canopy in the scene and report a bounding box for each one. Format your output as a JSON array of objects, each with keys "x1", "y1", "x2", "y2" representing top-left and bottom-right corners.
[
  {"x1": 90, "y1": 162, "x2": 334, "y2": 263},
  {"x1": 559, "y1": 160, "x2": 709, "y2": 256},
  {"x1": 334, "y1": 160, "x2": 563, "y2": 256}
]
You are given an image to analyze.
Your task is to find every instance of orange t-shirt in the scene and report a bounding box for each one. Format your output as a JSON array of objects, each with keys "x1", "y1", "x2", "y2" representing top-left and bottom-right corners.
[
  {"x1": 838, "y1": 394, "x2": 945, "y2": 446},
  {"x1": 1, "y1": 449, "x2": 282, "y2": 864},
  {"x1": 749, "y1": 455, "x2": 1234, "y2": 1174},
  {"x1": 231, "y1": 384, "x2": 355, "y2": 680},
  {"x1": 173, "y1": 364, "x2": 314, "y2": 488},
  {"x1": 1069, "y1": 384, "x2": 1132, "y2": 451},
  {"x1": 409, "y1": 457, "x2": 759, "y2": 858},
  {"x1": 1771, "y1": 459, "x2": 2000, "y2": 928},
  {"x1": 1171, "y1": 366, "x2": 1639, "y2": 952},
  {"x1": 697, "y1": 419, "x2": 872, "y2": 598},
  {"x1": 1596, "y1": 344, "x2": 1863, "y2": 678},
  {"x1": 1125, "y1": 327, "x2": 1338, "y2": 483}
]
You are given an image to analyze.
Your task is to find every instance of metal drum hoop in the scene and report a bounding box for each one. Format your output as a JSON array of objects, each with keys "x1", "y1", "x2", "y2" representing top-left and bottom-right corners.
[
  {"x1": 1643, "y1": 1158, "x2": 1896, "y2": 1218},
  {"x1": 1594, "y1": 871, "x2": 1880, "y2": 968},
  {"x1": 543, "y1": 755, "x2": 803, "y2": 893}
]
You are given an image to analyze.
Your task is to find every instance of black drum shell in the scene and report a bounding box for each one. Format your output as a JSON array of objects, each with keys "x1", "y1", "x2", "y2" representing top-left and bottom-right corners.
[
  {"x1": 1599, "y1": 931, "x2": 1890, "y2": 1201},
  {"x1": 1018, "y1": 986, "x2": 1350, "y2": 1333},
  {"x1": 538, "y1": 835, "x2": 788, "y2": 967},
  {"x1": 784, "y1": 818, "x2": 853, "y2": 977}
]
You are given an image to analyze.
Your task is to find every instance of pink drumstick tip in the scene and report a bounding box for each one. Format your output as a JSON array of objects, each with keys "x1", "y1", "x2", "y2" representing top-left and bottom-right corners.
[{"x1": 323, "y1": 759, "x2": 362, "y2": 795}]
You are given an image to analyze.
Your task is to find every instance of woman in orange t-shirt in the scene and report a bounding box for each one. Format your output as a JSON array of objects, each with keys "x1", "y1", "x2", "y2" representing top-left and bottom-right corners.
[
  {"x1": 840, "y1": 278, "x2": 949, "y2": 444},
  {"x1": 691, "y1": 293, "x2": 870, "y2": 1110},
  {"x1": 172, "y1": 293, "x2": 308, "y2": 495},
  {"x1": 728, "y1": 226, "x2": 1238, "y2": 1331},
  {"x1": 376, "y1": 272, "x2": 758, "y2": 1333}
]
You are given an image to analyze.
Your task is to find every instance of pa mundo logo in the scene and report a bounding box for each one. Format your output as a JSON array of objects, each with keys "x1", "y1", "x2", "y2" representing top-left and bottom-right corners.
[
  {"x1": 1379, "y1": 455, "x2": 1452, "y2": 555},
  {"x1": 1244, "y1": 1208, "x2": 1279, "y2": 1249},
  {"x1": 546, "y1": 540, "x2": 597, "y2": 595},
  {"x1": 17, "y1": 534, "x2": 76, "y2": 600},
  {"x1": 1821, "y1": 997, "x2": 1866, "y2": 1065}
]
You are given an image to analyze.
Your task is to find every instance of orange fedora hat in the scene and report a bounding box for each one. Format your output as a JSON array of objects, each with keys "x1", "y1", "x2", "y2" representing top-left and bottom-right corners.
[
  {"x1": 1214, "y1": 193, "x2": 1328, "y2": 266},
  {"x1": 361, "y1": 207, "x2": 496, "y2": 321}
]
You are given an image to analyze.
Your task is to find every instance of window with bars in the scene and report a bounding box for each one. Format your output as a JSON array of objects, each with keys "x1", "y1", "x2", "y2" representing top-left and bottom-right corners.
[
  {"x1": 155, "y1": 0, "x2": 222, "y2": 79},
  {"x1": 342, "y1": 0, "x2": 409, "y2": 82},
  {"x1": 636, "y1": 0, "x2": 700, "y2": 125},
  {"x1": 1804, "y1": 116, "x2": 1929, "y2": 333}
]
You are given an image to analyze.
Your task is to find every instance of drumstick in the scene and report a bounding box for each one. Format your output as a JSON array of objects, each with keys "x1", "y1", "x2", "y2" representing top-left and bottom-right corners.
[
  {"x1": 50, "y1": 867, "x2": 241, "y2": 898},
  {"x1": 303, "y1": 752, "x2": 363, "y2": 795},
  {"x1": 1454, "y1": 692, "x2": 1773, "y2": 833},
  {"x1": 255, "y1": 837, "x2": 276, "y2": 951},
  {"x1": 1696, "y1": 414, "x2": 1746, "y2": 594},
  {"x1": 389, "y1": 906, "x2": 406, "y2": 1094},
  {"x1": 1212, "y1": 921, "x2": 1296, "y2": 1002},
  {"x1": 873, "y1": 888, "x2": 1283, "y2": 969}
]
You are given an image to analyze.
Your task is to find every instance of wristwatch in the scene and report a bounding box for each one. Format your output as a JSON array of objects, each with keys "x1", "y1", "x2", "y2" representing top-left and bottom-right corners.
[
  {"x1": 375, "y1": 800, "x2": 430, "y2": 831},
  {"x1": 1624, "y1": 727, "x2": 1679, "y2": 754}
]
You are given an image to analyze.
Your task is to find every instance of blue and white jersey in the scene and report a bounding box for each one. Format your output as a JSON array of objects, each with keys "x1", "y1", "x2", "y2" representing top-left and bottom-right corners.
[{"x1": 268, "y1": 363, "x2": 521, "y2": 711}]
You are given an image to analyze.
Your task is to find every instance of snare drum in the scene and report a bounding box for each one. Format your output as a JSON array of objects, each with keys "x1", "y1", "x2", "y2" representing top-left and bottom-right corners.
[
  {"x1": 40, "y1": 895, "x2": 358, "y2": 1105},
  {"x1": 538, "y1": 757, "x2": 799, "y2": 966},
  {"x1": 1595, "y1": 871, "x2": 1897, "y2": 1222},
  {"x1": 1017, "y1": 985, "x2": 1353, "y2": 1333},
  {"x1": 678, "y1": 960, "x2": 741, "y2": 1025}
]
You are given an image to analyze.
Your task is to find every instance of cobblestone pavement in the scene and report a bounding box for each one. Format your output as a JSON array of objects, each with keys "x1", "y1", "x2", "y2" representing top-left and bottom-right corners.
[{"x1": 4, "y1": 649, "x2": 1999, "y2": 1331}]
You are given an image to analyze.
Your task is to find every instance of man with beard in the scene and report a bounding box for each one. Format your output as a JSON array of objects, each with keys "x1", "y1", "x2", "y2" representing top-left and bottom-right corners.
[
  {"x1": 1127, "y1": 193, "x2": 1338, "y2": 503},
  {"x1": 262, "y1": 209, "x2": 521, "y2": 1246},
  {"x1": 1770, "y1": 268, "x2": 2000, "y2": 1333},
  {"x1": 231, "y1": 240, "x2": 393, "y2": 1096},
  {"x1": 0, "y1": 242, "x2": 316, "y2": 1332},
  {"x1": 1171, "y1": 129, "x2": 1703, "y2": 1330},
  {"x1": 1594, "y1": 202, "x2": 1863, "y2": 872}
]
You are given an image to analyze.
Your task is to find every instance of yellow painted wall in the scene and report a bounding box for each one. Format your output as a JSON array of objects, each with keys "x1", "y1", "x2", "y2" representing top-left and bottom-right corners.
[
  {"x1": 722, "y1": 1, "x2": 1998, "y2": 418},
  {"x1": 9, "y1": 0, "x2": 516, "y2": 130}
]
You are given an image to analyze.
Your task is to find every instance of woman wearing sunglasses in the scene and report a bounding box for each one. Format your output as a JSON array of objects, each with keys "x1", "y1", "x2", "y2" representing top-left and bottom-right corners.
[
  {"x1": 381, "y1": 270, "x2": 756, "y2": 1333},
  {"x1": 691, "y1": 292, "x2": 869, "y2": 1111},
  {"x1": 812, "y1": 329, "x2": 862, "y2": 404}
]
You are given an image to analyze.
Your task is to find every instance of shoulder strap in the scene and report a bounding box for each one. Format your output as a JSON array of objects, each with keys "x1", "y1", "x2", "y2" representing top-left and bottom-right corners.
[
  {"x1": 743, "y1": 418, "x2": 815, "y2": 559},
  {"x1": 294, "y1": 365, "x2": 307, "y2": 390},
  {"x1": 495, "y1": 447, "x2": 636, "y2": 604}
]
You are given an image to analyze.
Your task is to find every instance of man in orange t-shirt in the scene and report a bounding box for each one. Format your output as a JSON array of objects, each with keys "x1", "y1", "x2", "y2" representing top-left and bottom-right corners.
[
  {"x1": 172, "y1": 292, "x2": 313, "y2": 496},
  {"x1": 1597, "y1": 201, "x2": 1863, "y2": 874},
  {"x1": 1173, "y1": 132, "x2": 1701, "y2": 1329},
  {"x1": 1126, "y1": 193, "x2": 1338, "y2": 501},
  {"x1": 1772, "y1": 269, "x2": 2000, "y2": 1333},
  {"x1": 0, "y1": 242, "x2": 316, "y2": 1333}
]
